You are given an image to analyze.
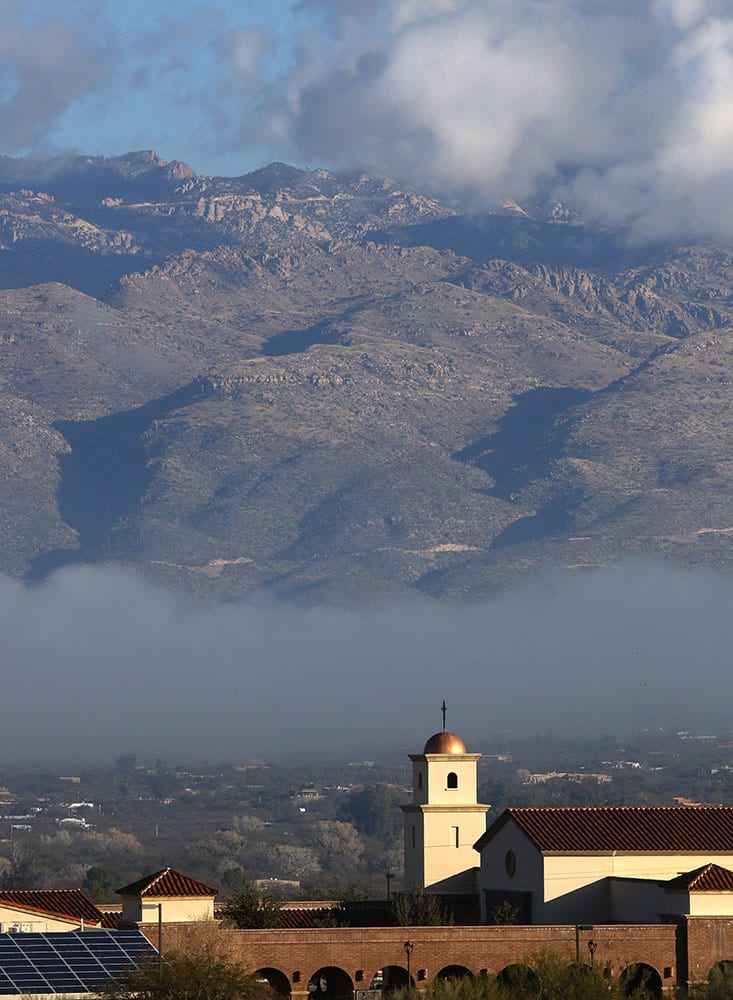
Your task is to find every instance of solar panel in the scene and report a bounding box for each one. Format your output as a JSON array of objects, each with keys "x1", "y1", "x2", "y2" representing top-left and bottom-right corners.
[{"x1": 0, "y1": 928, "x2": 158, "y2": 995}]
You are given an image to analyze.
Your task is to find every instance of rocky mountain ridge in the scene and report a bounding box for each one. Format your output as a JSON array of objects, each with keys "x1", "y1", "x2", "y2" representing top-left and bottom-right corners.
[{"x1": 1, "y1": 150, "x2": 733, "y2": 602}]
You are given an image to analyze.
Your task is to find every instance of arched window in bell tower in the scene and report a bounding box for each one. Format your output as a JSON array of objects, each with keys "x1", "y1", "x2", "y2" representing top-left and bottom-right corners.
[
  {"x1": 447, "y1": 771, "x2": 458, "y2": 789},
  {"x1": 418, "y1": 772, "x2": 423, "y2": 791}
]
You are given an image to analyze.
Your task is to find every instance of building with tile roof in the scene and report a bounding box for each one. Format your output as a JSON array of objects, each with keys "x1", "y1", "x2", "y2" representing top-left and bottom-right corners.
[
  {"x1": 0, "y1": 889, "x2": 104, "y2": 933},
  {"x1": 475, "y1": 806, "x2": 733, "y2": 924},
  {"x1": 117, "y1": 867, "x2": 218, "y2": 925}
]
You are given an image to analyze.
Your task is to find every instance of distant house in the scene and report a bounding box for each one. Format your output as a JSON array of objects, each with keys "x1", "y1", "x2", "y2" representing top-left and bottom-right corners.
[
  {"x1": 475, "y1": 805, "x2": 733, "y2": 924},
  {"x1": 117, "y1": 867, "x2": 218, "y2": 925},
  {"x1": 0, "y1": 888, "x2": 106, "y2": 933}
]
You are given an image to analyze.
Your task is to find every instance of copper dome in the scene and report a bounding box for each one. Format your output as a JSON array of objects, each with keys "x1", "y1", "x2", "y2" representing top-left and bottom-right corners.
[{"x1": 423, "y1": 731, "x2": 467, "y2": 754}]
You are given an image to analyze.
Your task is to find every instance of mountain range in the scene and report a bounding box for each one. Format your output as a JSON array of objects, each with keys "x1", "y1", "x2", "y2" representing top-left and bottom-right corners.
[{"x1": 2, "y1": 149, "x2": 732, "y2": 603}]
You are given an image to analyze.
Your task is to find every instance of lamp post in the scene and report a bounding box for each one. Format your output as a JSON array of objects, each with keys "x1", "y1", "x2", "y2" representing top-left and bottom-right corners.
[
  {"x1": 386, "y1": 873, "x2": 394, "y2": 900},
  {"x1": 575, "y1": 924, "x2": 593, "y2": 964},
  {"x1": 404, "y1": 940, "x2": 414, "y2": 991}
]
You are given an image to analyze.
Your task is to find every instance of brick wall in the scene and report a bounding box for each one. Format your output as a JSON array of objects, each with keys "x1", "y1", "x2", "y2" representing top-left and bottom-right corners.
[
  {"x1": 144, "y1": 922, "x2": 678, "y2": 991},
  {"x1": 686, "y1": 918, "x2": 733, "y2": 984}
]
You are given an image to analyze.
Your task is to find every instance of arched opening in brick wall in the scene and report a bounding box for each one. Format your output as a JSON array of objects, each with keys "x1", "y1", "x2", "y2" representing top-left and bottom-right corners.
[
  {"x1": 375, "y1": 965, "x2": 413, "y2": 992},
  {"x1": 308, "y1": 966, "x2": 353, "y2": 1000},
  {"x1": 437, "y1": 965, "x2": 473, "y2": 981},
  {"x1": 496, "y1": 963, "x2": 537, "y2": 994},
  {"x1": 619, "y1": 963, "x2": 662, "y2": 999},
  {"x1": 255, "y1": 967, "x2": 291, "y2": 996},
  {"x1": 708, "y1": 960, "x2": 733, "y2": 986}
]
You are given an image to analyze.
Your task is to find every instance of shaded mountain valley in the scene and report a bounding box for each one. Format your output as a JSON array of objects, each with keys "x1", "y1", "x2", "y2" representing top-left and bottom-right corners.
[{"x1": 3, "y1": 151, "x2": 733, "y2": 603}]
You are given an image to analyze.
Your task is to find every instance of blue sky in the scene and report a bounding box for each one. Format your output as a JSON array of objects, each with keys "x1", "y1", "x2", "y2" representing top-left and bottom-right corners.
[
  {"x1": 3, "y1": 1, "x2": 733, "y2": 239},
  {"x1": 16, "y1": 0, "x2": 315, "y2": 176}
]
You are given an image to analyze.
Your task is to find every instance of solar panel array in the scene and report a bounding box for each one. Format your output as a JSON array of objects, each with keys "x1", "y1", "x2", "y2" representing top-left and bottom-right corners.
[{"x1": 0, "y1": 928, "x2": 158, "y2": 995}]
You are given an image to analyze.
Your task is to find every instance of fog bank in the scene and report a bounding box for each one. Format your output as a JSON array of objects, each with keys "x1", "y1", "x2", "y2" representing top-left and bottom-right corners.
[{"x1": 1, "y1": 560, "x2": 732, "y2": 765}]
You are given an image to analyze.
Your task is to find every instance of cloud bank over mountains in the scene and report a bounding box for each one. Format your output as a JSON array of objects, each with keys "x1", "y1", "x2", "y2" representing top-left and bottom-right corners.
[
  {"x1": 249, "y1": 0, "x2": 733, "y2": 239},
  {"x1": 3, "y1": 561, "x2": 733, "y2": 764},
  {"x1": 5, "y1": 0, "x2": 733, "y2": 239}
]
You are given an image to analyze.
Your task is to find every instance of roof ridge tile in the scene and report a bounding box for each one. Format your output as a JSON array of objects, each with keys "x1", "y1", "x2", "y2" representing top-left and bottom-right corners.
[{"x1": 480, "y1": 806, "x2": 733, "y2": 854}]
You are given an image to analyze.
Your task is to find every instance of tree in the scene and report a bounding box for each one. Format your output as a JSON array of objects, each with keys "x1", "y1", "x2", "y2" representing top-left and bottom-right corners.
[
  {"x1": 220, "y1": 879, "x2": 281, "y2": 929},
  {"x1": 391, "y1": 884, "x2": 454, "y2": 926},
  {"x1": 114, "y1": 753, "x2": 137, "y2": 774},
  {"x1": 339, "y1": 784, "x2": 402, "y2": 840},
  {"x1": 1, "y1": 842, "x2": 46, "y2": 889},
  {"x1": 149, "y1": 758, "x2": 176, "y2": 801},
  {"x1": 690, "y1": 963, "x2": 733, "y2": 1000},
  {"x1": 490, "y1": 900, "x2": 520, "y2": 925},
  {"x1": 391, "y1": 952, "x2": 634, "y2": 1000},
  {"x1": 310, "y1": 820, "x2": 364, "y2": 874},
  {"x1": 102, "y1": 938, "x2": 274, "y2": 1000},
  {"x1": 268, "y1": 844, "x2": 321, "y2": 880},
  {"x1": 83, "y1": 865, "x2": 121, "y2": 903}
]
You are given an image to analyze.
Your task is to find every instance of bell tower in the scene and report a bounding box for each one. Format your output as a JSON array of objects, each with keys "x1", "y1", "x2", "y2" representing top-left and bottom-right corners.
[{"x1": 401, "y1": 703, "x2": 489, "y2": 894}]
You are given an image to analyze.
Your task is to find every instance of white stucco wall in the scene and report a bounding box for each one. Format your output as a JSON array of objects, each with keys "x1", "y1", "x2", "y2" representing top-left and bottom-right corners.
[
  {"x1": 608, "y1": 878, "x2": 673, "y2": 923},
  {"x1": 410, "y1": 754, "x2": 481, "y2": 806},
  {"x1": 478, "y1": 816, "x2": 733, "y2": 924},
  {"x1": 0, "y1": 905, "x2": 80, "y2": 933},
  {"x1": 688, "y1": 892, "x2": 733, "y2": 916},
  {"x1": 404, "y1": 805, "x2": 487, "y2": 890},
  {"x1": 544, "y1": 852, "x2": 733, "y2": 919},
  {"x1": 478, "y1": 823, "x2": 544, "y2": 923},
  {"x1": 122, "y1": 895, "x2": 214, "y2": 924},
  {"x1": 403, "y1": 810, "x2": 426, "y2": 887}
]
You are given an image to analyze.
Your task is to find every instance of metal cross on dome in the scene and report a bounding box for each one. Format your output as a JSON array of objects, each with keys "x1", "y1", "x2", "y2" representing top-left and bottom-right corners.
[{"x1": 441, "y1": 699, "x2": 447, "y2": 732}]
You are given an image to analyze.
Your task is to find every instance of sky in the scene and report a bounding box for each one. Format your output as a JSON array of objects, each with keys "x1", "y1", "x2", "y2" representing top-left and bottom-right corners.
[
  {"x1": 3, "y1": 559, "x2": 733, "y2": 765},
  {"x1": 4, "y1": 0, "x2": 733, "y2": 238}
]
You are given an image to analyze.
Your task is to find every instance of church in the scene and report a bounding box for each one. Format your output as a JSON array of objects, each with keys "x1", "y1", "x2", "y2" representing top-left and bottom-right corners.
[
  {"x1": 7, "y1": 718, "x2": 733, "y2": 996},
  {"x1": 403, "y1": 715, "x2": 733, "y2": 926}
]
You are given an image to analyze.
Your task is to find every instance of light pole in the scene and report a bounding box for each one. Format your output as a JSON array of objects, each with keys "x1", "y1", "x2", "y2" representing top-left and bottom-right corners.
[
  {"x1": 404, "y1": 940, "x2": 414, "y2": 991},
  {"x1": 386, "y1": 873, "x2": 394, "y2": 900},
  {"x1": 575, "y1": 924, "x2": 593, "y2": 964}
]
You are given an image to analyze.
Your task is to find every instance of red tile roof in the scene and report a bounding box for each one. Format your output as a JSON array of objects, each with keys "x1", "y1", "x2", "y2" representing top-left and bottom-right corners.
[
  {"x1": 277, "y1": 903, "x2": 341, "y2": 929},
  {"x1": 0, "y1": 889, "x2": 103, "y2": 925},
  {"x1": 665, "y1": 863, "x2": 733, "y2": 893},
  {"x1": 475, "y1": 806, "x2": 733, "y2": 853},
  {"x1": 117, "y1": 868, "x2": 218, "y2": 898},
  {"x1": 276, "y1": 901, "x2": 397, "y2": 929}
]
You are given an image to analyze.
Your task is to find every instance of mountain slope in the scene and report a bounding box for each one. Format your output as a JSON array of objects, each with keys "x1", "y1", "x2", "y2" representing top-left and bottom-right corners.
[{"x1": 1, "y1": 151, "x2": 733, "y2": 602}]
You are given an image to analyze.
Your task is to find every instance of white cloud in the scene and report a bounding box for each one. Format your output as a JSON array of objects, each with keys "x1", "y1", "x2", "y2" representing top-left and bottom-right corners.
[
  {"x1": 225, "y1": 25, "x2": 277, "y2": 82},
  {"x1": 0, "y1": 0, "x2": 117, "y2": 149},
  {"x1": 240, "y1": 0, "x2": 733, "y2": 240}
]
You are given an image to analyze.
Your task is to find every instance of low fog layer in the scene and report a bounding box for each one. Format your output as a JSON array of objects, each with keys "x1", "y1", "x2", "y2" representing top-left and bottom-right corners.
[{"x1": 2, "y1": 560, "x2": 732, "y2": 766}]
